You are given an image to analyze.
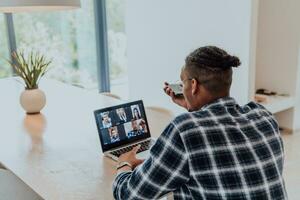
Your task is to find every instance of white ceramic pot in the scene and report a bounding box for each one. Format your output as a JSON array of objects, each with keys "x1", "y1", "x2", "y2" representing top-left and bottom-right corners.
[{"x1": 20, "y1": 88, "x2": 46, "y2": 114}]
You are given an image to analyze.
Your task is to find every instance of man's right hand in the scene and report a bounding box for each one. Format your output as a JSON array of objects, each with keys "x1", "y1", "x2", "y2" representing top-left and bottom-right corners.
[{"x1": 163, "y1": 82, "x2": 188, "y2": 110}]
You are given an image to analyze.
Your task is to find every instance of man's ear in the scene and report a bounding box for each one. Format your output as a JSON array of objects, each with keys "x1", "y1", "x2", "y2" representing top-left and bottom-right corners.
[{"x1": 191, "y1": 79, "x2": 199, "y2": 95}]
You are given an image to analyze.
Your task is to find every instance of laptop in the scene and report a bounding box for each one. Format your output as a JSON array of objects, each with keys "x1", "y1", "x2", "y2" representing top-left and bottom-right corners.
[{"x1": 94, "y1": 100, "x2": 155, "y2": 161}]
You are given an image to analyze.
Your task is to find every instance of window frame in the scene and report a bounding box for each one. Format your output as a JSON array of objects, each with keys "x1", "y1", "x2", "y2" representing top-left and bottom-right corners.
[
  {"x1": 4, "y1": 13, "x2": 17, "y2": 71},
  {"x1": 94, "y1": 0, "x2": 110, "y2": 92}
]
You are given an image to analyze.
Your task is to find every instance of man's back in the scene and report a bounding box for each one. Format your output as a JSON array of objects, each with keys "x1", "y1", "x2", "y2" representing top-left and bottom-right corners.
[
  {"x1": 113, "y1": 97, "x2": 287, "y2": 200},
  {"x1": 174, "y1": 97, "x2": 286, "y2": 199}
]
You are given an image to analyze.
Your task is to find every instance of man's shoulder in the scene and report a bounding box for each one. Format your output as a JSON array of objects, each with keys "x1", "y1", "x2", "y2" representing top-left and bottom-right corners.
[
  {"x1": 243, "y1": 101, "x2": 274, "y2": 117},
  {"x1": 171, "y1": 110, "x2": 212, "y2": 133},
  {"x1": 244, "y1": 100, "x2": 265, "y2": 110},
  {"x1": 173, "y1": 110, "x2": 210, "y2": 121}
]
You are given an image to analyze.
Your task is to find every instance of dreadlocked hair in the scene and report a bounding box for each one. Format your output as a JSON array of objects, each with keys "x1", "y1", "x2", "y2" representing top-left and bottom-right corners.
[{"x1": 184, "y1": 46, "x2": 241, "y2": 96}]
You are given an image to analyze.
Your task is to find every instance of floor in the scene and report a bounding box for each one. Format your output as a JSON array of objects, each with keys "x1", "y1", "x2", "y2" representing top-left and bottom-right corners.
[{"x1": 282, "y1": 131, "x2": 300, "y2": 200}]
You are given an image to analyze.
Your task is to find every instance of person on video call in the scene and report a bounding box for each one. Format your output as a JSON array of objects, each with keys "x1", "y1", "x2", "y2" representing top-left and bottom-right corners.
[
  {"x1": 116, "y1": 108, "x2": 128, "y2": 123},
  {"x1": 109, "y1": 127, "x2": 120, "y2": 143},
  {"x1": 132, "y1": 107, "x2": 141, "y2": 120},
  {"x1": 101, "y1": 112, "x2": 112, "y2": 128},
  {"x1": 113, "y1": 46, "x2": 287, "y2": 200},
  {"x1": 127, "y1": 120, "x2": 142, "y2": 138},
  {"x1": 139, "y1": 119, "x2": 148, "y2": 134}
]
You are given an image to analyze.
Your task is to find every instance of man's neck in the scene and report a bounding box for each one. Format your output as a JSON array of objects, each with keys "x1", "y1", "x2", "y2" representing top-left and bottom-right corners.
[{"x1": 192, "y1": 93, "x2": 229, "y2": 111}]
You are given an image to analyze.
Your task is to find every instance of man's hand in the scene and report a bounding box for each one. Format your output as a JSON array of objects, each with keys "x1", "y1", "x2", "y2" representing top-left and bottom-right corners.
[
  {"x1": 118, "y1": 145, "x2": 144, "y2": 170},
  {"x1": 163, "y1": 82, "x2": 188, "y2": 110}
]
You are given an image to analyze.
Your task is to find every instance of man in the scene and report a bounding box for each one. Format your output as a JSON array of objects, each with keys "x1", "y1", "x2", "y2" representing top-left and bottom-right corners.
[
  {"x1": 127, "y1": 120, "x2": 142, "y2": 138},
  {"x1": 109, "y1": 127, "x2": 120, "y2": 143},
  {"x1": 101, "y1": 112, "x2": 112, "y2": 128},
  {"x1": 116, "y1": 108, "x2": 128, "y2": 123},
  {"x1": 113, "y1": 46, "x2": 287, "y2": 200},
  {"x1": 139, "y1": 119, "x2": 148, "y2": 134}
]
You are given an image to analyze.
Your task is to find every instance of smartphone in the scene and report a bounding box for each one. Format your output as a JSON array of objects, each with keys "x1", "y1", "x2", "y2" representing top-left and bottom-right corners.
[{"x1": 168, "y1": 83, "x2": 183, "y2": 96}]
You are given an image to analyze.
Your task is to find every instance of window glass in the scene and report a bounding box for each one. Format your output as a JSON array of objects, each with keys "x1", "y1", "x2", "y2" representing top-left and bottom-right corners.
[
  {"x1": 13, "y1": 0, "x2": 98, "y2": 89},
  {"x1": 106, "y1": 0, "x2": 129, "y2": 99}
]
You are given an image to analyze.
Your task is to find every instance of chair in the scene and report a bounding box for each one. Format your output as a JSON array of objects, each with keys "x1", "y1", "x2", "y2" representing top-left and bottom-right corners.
[{"x1": 0, "y1": 169, "x2": 43, "y2": 200}]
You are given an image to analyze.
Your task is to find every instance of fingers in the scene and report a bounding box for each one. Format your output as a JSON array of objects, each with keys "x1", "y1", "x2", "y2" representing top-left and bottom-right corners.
[
  {"x1": 163, "y1": 84, "x2": 174, "y2": 97},
  {"x1": 163, "y1": 83, "x2": 169, "y2": 93},
  {"x1": 164, "y1": 87, "x2": 170, "y2": 94},
  {"x1": 163, "y1": 82, "x2": 184, "y2": 105},
  {"x1": 169, "y1": 89, "x2": 175, "y2": 98},
  {"x1": 163, "y1": 82, "x2": 169, "y2": 91},
  {"x1": 165, "y1": 87, "x2": 176, "y2": 99},
  {"x1": 132, "y1": 144, "x2": 141, "y2": 154}
]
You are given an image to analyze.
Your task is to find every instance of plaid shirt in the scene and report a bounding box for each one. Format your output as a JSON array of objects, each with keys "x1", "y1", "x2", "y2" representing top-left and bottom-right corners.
[{"x1": 113, "y1": 97, "x2": 287, "y2": 200}]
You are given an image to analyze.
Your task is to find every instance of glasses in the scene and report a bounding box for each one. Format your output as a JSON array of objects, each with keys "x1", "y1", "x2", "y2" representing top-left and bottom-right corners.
[{"x1": 176, "y1": 78, "x2": 196, "y2": 87}]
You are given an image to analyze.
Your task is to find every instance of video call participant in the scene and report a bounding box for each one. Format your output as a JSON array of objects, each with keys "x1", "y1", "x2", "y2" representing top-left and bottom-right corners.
[
  {"x1": 139, "y1": 119, "x2": 148, "y2": 134},
  {"x1": 101, "y1": 112, "x2": 112, "y2": 128},
  {"x1": 109, "y1": 127, "x2": 120, "y2": 143},
  {"x1": 132, "y1": 107, "x2": 141, "y2": 120},
  {"x1": 127, "y1": 120, "x2": 142, "y2": 138},
  {"x1": 116, "y1": 108, "x2": 128, "y2": 123}
]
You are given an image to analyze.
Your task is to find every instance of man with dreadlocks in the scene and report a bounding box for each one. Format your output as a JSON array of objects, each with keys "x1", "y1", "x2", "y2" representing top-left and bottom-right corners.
[{"x1": 112, "y1": 46, "x2": 287, "y2": 200}]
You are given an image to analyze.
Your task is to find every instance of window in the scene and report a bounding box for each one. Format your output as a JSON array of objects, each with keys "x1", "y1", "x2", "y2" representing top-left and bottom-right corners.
[
  {"x1": 106, "y1": 0, "x2": 129, "y2": 99},
  {"x1": 0, "y1": 15, "x2": 11, "y2": 78},
  {"x1": 0, "y1": 1, "x2": 129, "y2": 97},
  {"x1": 13, "y1": 0, "x2": 98, "y2": 89}
]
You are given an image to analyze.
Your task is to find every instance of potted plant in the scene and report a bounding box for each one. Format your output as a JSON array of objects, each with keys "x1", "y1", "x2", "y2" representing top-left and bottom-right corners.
[{"x1": 8, "y1": 51, "x2": 51, "y2": 114}]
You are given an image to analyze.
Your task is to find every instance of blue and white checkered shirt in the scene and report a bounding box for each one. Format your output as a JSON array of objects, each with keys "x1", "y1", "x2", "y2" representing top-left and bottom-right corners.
[{"x1": 113, "y1": 97, "x2": 287, "y2": 200}]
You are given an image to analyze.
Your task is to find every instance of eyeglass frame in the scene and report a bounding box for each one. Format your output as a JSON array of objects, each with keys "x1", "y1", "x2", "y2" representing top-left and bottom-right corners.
[
  {"x1": 176, "y1": 77, "x2": 210, "y2": 87},
  {"x1": 176, "y1": 77, "x2": 197, "y2": 87}
]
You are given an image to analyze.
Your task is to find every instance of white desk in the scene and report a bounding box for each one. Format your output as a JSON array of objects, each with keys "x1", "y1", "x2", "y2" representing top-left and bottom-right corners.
[{"x1": 0, "y1": 78, "x2": 172, "y2": 200}]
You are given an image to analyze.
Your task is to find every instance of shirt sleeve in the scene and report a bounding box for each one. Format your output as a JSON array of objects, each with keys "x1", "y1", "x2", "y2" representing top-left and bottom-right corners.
[{"x1": 112, "y1": 123, "x2": 190, "y2": 200}]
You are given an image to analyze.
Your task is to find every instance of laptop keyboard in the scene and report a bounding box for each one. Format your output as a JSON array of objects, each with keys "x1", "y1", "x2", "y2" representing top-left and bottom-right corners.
[{"x1": 110, "y1": 140, "x2": 152, "y2": 158}]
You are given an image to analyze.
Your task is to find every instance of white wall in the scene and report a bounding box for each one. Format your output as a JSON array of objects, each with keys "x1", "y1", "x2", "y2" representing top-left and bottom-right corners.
[
  {"x1": 125, "y1": 0, "x2": 254, "y2": 114},
  {"x1": 255, "y1": 0, "x2": 300, "y2": 130},
  {"x1": 295, "y1": 48, "x2": 300, "y2": 131},
  {"x1": 255, "y1": 0, "x2": 300, "y2": 96}
]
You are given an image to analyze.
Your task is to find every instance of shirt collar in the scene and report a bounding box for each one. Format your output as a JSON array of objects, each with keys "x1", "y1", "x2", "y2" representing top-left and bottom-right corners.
[{"x1": 200, "y1": 97, "x2": 237, "y2": 111}]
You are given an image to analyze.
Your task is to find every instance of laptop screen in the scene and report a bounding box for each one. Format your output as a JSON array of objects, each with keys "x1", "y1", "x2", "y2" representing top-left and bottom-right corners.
[{"x1": 94, "y1": 100, "x2": 151, "y2": 152}]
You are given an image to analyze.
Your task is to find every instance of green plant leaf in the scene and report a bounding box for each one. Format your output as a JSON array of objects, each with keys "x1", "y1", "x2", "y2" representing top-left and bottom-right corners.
[{"x1": 7, "y1": 50, "x2": 52, "y2": 89}]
